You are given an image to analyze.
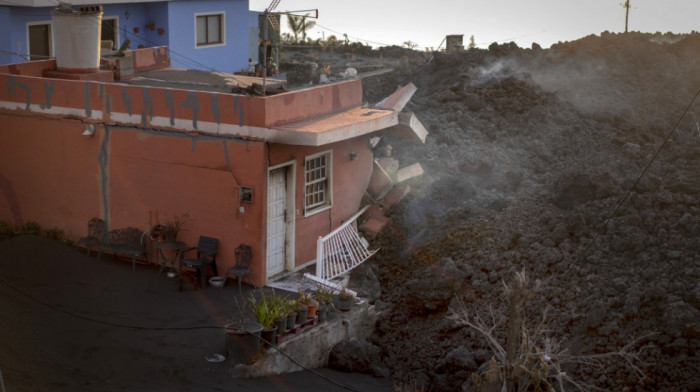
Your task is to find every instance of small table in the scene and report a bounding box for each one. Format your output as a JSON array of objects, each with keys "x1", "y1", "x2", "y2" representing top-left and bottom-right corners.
[{"x1": 155, "y1": 241, "x2": 187, "y2": 278}]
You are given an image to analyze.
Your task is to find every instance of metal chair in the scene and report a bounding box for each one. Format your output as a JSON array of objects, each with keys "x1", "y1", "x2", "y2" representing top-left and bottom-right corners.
[
  {"x1": 180, "y1": 236, "x2": 218, "y2": 288},
  {"x1": 226, "y1": 244, "x2": 253, "y2": 294},
  {"x1": 76, "y1": 217, "x2": 106, "y2": 256}
]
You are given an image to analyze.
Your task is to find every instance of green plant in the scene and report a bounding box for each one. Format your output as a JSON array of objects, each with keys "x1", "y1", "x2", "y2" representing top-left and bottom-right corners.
[
  {"x1": 19, "y1": 221, "x2": 41, "y2": 235},
  {"x1": 314, "y1": 284, "x2": 335, "y2": 305},
  {"x1": 43, "y1": 227, "x2": 64, "y2": 240},
  {"x1": 161, "y1": 214, "x2": 189, "y2": 242},
  {"x1": 268, "y1": 290, "x2": 291, "y2": 319},
  {"x1": 249, "y1": 292, "x2": 280, "y2": 329},
  {"x1": 298, "y1": 289, "x2": 318, "y2": 307},
  {"x1": 0, "y1": 221, "x2": 14, "y2": 241},
  {"x1": 338, "y1": 287, "x2": 355, "y2": 299}
]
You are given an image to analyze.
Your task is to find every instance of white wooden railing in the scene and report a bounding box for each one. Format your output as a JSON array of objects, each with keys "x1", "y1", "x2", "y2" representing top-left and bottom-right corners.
[{"x1": 315, "y1": 205, "x2": 378, "y2": 281}]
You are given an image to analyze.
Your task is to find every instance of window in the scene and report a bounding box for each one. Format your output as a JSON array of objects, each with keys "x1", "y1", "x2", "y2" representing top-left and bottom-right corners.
[
  {"x1": 27, "y1": 22, "x2": 52, "y2": 61},
  {"x1": 304, "y1": 151, "x2": 332, "y2": 214},
  {"x1": 195, "y1": 13, "x2": 224, "y2": 47}
]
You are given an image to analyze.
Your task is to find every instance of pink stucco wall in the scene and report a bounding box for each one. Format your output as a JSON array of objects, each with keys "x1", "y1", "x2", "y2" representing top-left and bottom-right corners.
[{"x1": 0, "y1": 66, "x2": 374, "y2": 285}]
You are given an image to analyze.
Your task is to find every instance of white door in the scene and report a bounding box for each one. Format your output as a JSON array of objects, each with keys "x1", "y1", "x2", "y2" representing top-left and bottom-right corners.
[{"x1": 266, "y1": 168, "x2": 286, "y2": 276}]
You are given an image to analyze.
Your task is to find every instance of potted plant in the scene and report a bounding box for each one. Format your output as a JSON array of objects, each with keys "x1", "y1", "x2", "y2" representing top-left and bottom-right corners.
[
  {"x1": 286, "y1": 300, "x2": 298, "y2": 331},
  {"x1": 250, "y1": 292, "x2": 279, "y2": 347},
  {"x1": 162, "y1": 214, "x2": 188, "y2": 243},
  {"x1": 293, "y1": 299, "x2": 308, "y2": 325},
  {"x1": 149, "y1": 223, "x2": 165, "y2": 242},
  {"x1": 269, "y1": 290, "x2": 289, "y2": 335},
  {"x1": 298, "y1": 289, "x2": 319, "y2": 319},
  {"x1": 314, "y1": 285, "x2": 335, "y2": 322},
  {"x1": 224, "y1": 319, "x2": 262, "y2": 364},
  {"x1": 337, "y1": 287, "x2": 355, "y2": 312}
]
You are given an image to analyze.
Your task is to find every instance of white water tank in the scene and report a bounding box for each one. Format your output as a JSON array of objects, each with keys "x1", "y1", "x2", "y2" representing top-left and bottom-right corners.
[{"x1": 51, "y1": 3, "x2": 103, "y2": 73}]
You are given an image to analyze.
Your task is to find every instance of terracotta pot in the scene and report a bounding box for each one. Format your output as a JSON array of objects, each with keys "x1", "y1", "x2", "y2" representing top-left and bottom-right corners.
[
  {"x1": 306, "y1": 302, "x2": 318, "y2": 318},
  {"x1": 157, "y1": 28, "x2": 164, "y2": 35},
  {"x1": 149, "y1": 24, "x2": 155, "y2": 31},
  {"x1": 133, "y1": 27, "x2": 139, "y2": 33}
]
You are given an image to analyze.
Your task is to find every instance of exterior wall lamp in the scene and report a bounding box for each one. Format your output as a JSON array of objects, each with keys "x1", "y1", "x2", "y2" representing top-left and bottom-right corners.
[
  {"x1": 349, "y1": 152, "x2": 358, "y2": 161},
  {"x1": 82, "y1": 124, "x2": 95, "y2": 137}
]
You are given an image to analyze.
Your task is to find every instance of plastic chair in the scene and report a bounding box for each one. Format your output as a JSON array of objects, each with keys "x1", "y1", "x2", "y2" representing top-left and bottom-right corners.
[
  {"x1": 180, "y1": 236, "x2": 218, "y2": 288},
  {"x1": 76, "y1": 217, "x2": 106, "y2": 256},
  {"x1": 226, "y1": 244, "x2": 253, "y2": 294}
]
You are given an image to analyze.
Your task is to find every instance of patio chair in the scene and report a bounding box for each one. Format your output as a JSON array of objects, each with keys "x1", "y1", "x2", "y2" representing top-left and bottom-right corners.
[
  {"x1": 76, "y1": 217, "x2": 106, "y2": 257},
  {"x1": 226, "y1": 244, "x2": 254, "y2": 294},
  {"x1": 180, "y1": 236, "x2": 219, "y2": 288}
]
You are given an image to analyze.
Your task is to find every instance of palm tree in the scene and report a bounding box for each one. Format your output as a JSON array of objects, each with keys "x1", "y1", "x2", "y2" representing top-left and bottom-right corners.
[
  {"x1": 622, "y1": 0, "x2": 631, "y2": 33},
  {"x1": 286, "y1": 13, "x2": 316, "y2": 43}
]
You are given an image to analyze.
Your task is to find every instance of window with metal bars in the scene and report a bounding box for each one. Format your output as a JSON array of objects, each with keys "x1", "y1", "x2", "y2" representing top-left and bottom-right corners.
[{"x1": 304, "y1": 151, "x2": 332, "y2": 214}]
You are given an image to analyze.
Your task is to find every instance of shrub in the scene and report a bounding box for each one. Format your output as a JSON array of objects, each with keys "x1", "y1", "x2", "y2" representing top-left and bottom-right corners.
[
  {"x1": 0, "y1": 221, "x2": 14, "y2": 241},
  {"x1": 19, "y1": 221, "x2": 41, "y2": 235}
]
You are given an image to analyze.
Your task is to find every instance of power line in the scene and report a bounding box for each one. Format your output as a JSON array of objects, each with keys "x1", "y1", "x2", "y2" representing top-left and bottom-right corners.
[
  {"x1": 0, "y1": 272, "x2": 360, "y2": 391},
  {"x1": 569, "y1": 87, "x2": 700, "y2": 272},
  {"x1": 313, "y1": 23, "x2": 394, "y2": 47}
]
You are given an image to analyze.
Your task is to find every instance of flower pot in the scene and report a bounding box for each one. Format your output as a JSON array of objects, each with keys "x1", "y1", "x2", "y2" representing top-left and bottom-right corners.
[
  {"x1": 225, "y1": 321, "x2": 262, "y2": 365},
  {"x1": 318, "y1": 303, "x2": 328, "y2": 323},
  {"x1": 261, "y1": 325, "x2": 277, "y2": 348},
  {"x1": 306, "y1": 302, "x2": 318, "y2": 318},
  {"x1": 274, "y1": 316, "x2": 287, "y2": 335},
  {"x1": 337, "y1": 296, "x2": 354, "y2": 312},
  {"x1": 157, "y1": 28, "x2": 164, "y2": 35},
  {"x1": 209, "y1": 276, "x2": 225, "y2": 289},
  {"x1": 133, "y1": 27, "x2": 139, "y2": 33},
  {"x1": 286, "y1": 312, "x2": 297, "y2": 330},
  {"x1": 295, "y1": 305, "x2": 308, "y2": 325}
]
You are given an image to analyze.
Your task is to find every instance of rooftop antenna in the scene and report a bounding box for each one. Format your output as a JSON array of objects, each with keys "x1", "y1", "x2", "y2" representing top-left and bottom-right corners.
[{"x1": 261, "y1": 0, "x2": 318, "y2": 95}]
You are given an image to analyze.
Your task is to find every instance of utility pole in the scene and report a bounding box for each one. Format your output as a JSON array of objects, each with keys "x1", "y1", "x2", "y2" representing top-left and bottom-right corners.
[{"x1": 623, "y1": 0, "x2": 631, "y2": 33}]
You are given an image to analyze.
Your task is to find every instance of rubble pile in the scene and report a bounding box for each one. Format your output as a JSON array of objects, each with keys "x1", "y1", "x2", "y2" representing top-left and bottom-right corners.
[{"x1": 352, "y1": 32, "x2": 700, "y2": 391}]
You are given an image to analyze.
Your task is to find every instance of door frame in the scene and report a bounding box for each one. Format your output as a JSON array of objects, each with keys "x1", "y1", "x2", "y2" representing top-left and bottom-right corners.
[
  {"x1": 101, "y1": 16, "x2": 120, "y2": 51},
  {"x1": 26, "y1": 20, "x2": 54, "y2": 60},
  {"x1": 266, "y1": 160, "x2": 296, "y2": 279}
]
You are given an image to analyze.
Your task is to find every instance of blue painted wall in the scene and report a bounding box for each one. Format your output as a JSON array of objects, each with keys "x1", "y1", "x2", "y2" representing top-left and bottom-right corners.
[
  {"x1": 0, "y1": 6, "x2": 56, "y2": 64},
  {"x1": 0, "y1": 0, "x2": 250, "y2": 73},
  {"x1": 167, "y1": 0, "x2": 249, "y2": 72}
]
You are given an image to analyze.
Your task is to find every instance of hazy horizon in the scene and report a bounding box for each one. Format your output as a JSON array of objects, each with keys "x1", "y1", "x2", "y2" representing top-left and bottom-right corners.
[{"x1": 250, "y1": 0, "x2": 699, "y2": 49}]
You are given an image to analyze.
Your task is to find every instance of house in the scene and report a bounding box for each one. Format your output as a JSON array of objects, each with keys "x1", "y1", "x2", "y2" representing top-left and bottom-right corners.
[
  {"x1": 0, "y1": 7, "x2": 426, "y2": 286},
  {"x1": 0, "y1": 0, "x2": 266, "y2": 74}
]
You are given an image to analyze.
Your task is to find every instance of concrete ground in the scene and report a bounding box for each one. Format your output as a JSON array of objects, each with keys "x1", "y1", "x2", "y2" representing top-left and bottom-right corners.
[{"x1": 0, "y1": 235, "x2": 393, "y2": 392}]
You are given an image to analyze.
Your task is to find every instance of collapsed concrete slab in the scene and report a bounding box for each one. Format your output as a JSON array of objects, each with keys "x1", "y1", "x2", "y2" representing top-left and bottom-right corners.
[
  {"x1": 358, "y1": 206, "x2": 391, "y2": 238},
  {"x1": 382, "y1": 112, "x2": 428, "y2": 144},
  {"x1": 380, "y1": 185, "x2": 411, "y2": 209},
  {"x1": 367, "y1": 161, "x2": 394, "y2": 200},
  {"x1": 375, "y1": 157, "x2": 400, "y2": 180},
  {"x1": 375, "y1": 83, "x2": 416, "y2": 112},
  {"x1": 397, "y1": 163, "x2": 424, "y2": 183}
]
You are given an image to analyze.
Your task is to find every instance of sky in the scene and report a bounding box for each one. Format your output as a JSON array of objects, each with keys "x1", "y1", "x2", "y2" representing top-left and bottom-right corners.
[{"x1": 250, "y1": 0, "x2": 700, "y2": 49}]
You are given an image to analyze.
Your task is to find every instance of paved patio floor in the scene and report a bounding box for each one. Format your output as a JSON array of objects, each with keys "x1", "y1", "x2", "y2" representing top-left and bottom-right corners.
[{"x1": 0, "y1": 235, "x2": 392, "y2": 391}]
